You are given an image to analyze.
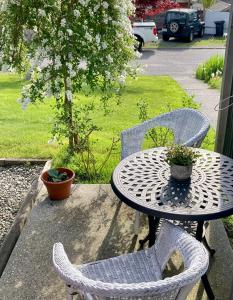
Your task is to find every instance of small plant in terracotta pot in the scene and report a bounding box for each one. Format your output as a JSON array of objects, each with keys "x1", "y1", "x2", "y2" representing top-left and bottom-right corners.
[
  {"x1": 165, "y1": 145, "x2": 199, "y2": 181},
  {"x1": 41, "y1": 167, "x2": 75, "y2": 200}
]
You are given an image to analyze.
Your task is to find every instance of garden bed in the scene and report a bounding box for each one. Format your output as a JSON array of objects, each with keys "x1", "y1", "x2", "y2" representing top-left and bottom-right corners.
[{"x1": 0, "y1": 164, "x2": 43, "y2": 248}]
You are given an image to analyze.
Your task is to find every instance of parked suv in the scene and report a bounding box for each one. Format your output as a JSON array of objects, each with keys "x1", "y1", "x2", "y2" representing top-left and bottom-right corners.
[{"x1": 162, "y1": 9, "x2": 205, "y2": 42}]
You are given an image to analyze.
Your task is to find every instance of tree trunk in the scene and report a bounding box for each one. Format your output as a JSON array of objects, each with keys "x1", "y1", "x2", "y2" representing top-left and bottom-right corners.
[{"x1": 64, "y1": 77, "x2": 74, "y2": 150}]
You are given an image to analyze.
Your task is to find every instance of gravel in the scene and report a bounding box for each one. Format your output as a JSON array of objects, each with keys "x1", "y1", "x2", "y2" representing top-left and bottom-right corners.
[{"x1": 0, "y1": 165, "x2": 43, "y2": 248}]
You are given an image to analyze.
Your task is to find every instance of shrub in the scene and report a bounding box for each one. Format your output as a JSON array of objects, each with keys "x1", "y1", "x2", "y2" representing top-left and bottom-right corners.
[{"x1": 196, "y1": 55, "x2": 224, "y2": 83}]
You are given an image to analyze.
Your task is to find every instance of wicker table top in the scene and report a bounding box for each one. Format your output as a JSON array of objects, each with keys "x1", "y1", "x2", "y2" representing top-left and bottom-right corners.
[{"x1": 111, "y1": 147, "x2": 233, "y2": 221}]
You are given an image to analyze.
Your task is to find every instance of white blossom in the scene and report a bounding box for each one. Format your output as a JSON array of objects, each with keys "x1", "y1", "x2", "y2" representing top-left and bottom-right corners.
[
  {"x1": 40, "y1": 58, "x2": 52, "y2": 70},
  {"x1": 85, "y1": 32, "x2": 92, "y2": 42},
  {"x1": 78, "y1": 59, "x2": 88, "y2": 70},
  {"x1": 101, "y1": 42, "x2": 107, "y2": 49},
  {"x1": 73, "y1": 9, "x2": 80, "y2": 18},
  {"x1": 67, "y1": 29, "x2": 73, "y2": 36},
  {"x1": 107, "y1": 54, "x2": 113, "y2": 63},
  {"x1": 102, "y1": 2, "x2": 109, "y2": 9},
  {"x1": 38, "y1": 9, "x2": 46, "y2": 17},
  {"x1": 60, "y1": 18, "x2": 66, "y2": 27}
]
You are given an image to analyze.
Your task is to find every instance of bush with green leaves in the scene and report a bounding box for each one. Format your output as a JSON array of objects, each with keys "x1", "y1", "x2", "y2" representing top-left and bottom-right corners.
[
  {"x1": 165, "y1": 145, "x2": 199, "y2": 166},
  {"x1": 196, "y1": 54, "x2": 224, "y2": 84}
]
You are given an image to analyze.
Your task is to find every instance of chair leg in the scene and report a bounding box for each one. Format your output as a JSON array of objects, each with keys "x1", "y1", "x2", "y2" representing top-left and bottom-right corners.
[{"x1": 134, "y1": 211, "x2": 140, "y2": 235}]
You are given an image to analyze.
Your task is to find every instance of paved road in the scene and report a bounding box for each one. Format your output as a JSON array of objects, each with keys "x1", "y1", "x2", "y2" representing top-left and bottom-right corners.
[
  {"x1": 139, "y1": 48, "x2": 225, "y2": 128},
  {"x1": 140, "y1": 48, "x2": 225, "y2": 76}
]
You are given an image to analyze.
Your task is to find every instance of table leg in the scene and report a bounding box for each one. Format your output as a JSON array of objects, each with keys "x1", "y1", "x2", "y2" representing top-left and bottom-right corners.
[
  {"x1": 196, "y1": 221, "x2": 215, "y2": 300},
  {"x1": 139, "y1": 216, "x2": 160, "y2": 248}
]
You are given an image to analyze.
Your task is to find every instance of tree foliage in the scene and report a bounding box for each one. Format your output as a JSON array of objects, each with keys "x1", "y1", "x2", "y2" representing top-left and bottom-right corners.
[
  {"x1": 0, "y1": 0, "x2": 137, "y2": 153},
  {"x1": 134, "y1": 0, "x2": 180, "y2": 19}
]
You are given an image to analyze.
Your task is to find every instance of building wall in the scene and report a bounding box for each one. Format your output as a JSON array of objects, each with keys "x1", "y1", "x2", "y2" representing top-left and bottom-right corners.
[{"x1": 205, "y1": 11, "x2": 230, "y2": 35}]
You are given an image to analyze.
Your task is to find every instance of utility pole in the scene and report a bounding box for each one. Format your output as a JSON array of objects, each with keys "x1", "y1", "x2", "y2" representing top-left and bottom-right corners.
[{"x1": 215, "y1": 3, "x2": 233, "y2": 156}]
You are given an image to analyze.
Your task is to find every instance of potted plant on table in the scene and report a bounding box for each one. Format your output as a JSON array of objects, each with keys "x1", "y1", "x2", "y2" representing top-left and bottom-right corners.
[
  {"x1": 165, "y1": 145, "x2": 199, "y2": 181},
  {"x1": 41, "y1": 168, "x2": 75, "y2": 200}
]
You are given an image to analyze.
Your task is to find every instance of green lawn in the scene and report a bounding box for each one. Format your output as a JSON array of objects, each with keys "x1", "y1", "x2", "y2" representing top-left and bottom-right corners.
[
  {"x1": 0, "y1": 72, "x2": 215, "y2": 182},
  {"x1": 146, "y1": 36, "x2": 226, "y2": 49}
]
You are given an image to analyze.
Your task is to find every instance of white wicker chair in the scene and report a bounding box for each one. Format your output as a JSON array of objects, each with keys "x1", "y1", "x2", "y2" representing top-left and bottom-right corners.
[
  {"x1": 121, "y1": 108, "x2": 210, "y2": 234},
  {"x1": 53, "y1": 221, "x2": 209, "y2": 300}
]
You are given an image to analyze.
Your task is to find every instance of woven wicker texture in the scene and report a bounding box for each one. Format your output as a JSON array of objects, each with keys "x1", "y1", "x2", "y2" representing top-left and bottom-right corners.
[
  {"x1": 53, "y1": 221, "x2": 209, "y2": 300},
  {"x1": 121, "y1": 108, "x2": 210, "y2": 160}
]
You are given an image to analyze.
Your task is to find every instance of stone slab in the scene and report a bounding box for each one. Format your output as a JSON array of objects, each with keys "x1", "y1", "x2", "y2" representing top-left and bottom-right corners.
[{"x1": 0, "y1": 184, "x2": 232, "y2": 299}]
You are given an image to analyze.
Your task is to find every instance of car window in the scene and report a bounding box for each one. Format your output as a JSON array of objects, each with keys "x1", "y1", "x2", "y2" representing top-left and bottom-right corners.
[
  {"x1": 166, "y1": 12, "x2": 187, "y2": 23},
  {"x1": 193, "y1": 12, "x2": 198, "y2": 21}
]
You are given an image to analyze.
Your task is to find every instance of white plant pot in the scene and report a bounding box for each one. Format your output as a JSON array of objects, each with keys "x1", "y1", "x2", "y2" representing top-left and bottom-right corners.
[{"x1": 170, "y1": 164, "x2": 193, "y2": 181}]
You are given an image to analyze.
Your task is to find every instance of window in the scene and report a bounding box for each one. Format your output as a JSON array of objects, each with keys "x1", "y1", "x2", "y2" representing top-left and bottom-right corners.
[{"x1": 166, "y1": 12, "x2": 187, "y2": 24}]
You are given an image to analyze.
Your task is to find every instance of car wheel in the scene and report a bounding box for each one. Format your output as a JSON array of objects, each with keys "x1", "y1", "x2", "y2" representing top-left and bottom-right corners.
[
  {"x1": 163, "y1": 35, "x2": 169, "y2": 41},
  {"x1": 187, "y1": 30, "x2": 194, "y2": 42},
  {"x1": 135, "y1": 35, "x2": 143, "y2": 52},
  {"x1": 198, "y1": 27, "x2": 204, "y2": 38},
  {"x1": 169, "y1": 22, "x2": 179, "y2": 33}
]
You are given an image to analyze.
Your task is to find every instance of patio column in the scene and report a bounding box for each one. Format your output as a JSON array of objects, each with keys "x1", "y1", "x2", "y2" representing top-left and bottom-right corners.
[{"x1": 215, "y1": 3, "x2": 233, "y2": 157}]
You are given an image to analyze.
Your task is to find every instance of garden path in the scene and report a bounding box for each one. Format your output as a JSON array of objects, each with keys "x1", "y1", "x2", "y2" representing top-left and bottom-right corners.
[{"x1": 140, "y1": 48, "x2": 225, "y2": 129}]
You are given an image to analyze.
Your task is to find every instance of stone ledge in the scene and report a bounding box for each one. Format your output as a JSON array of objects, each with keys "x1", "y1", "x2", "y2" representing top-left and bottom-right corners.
[{"x1": 0, "y1": 158, "x2": 48, "y2": 166}]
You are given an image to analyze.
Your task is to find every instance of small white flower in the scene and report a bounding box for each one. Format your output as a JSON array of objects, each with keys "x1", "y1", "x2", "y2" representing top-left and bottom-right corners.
[
  {"x1": 67, "y1": 29, "x2": 73, "y2": 36},
  {"x1": 66, "y1": 90, "x2": 73, "y2": 102},
  {"x1": 96, "y1": 34, "x2": 100, "y2": 44},
  {"x1": 61, "y1": 18, "x2": 66, "y2": 27},
  {"x1": 38, "y1": 9, "x2": 46, "y2": 17},
  {"x1": 74, "y1": 9, "x2": 80, "y2": 18},
  {"x1": 85, "y1": 32, "x2": 92, "y2": 42},
  {"x1": 102, "y1": 1, "x2": 109, "y2": 9},
  {"x1": 101, "y1": 42, "x2": 107, "y2": 49},
  {"x1": 77, "y1": 59, "x2": 88, "y2": 70},
  {"x1": 40, "y1": 58, "x2": 52, "y2": 70},
  {"x1": 211, "y1": 73, "x2": 215, "y2": 78},
  {"x1": 107, "y1": 54, "x2": 113, "y2": 63}
]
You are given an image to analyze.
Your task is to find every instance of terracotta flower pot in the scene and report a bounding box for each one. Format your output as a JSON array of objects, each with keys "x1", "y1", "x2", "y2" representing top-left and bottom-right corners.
[
  {"x1": 170, "y1": 164, "x2": 193, "y2": 181},
  {"x1": 41, "y1": 167, "x2": 75, "y2": 200}
]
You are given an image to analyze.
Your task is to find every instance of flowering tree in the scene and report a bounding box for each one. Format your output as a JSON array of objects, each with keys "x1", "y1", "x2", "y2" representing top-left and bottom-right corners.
[
  {"x1": 134, "y1": 0, "x2": 180, "y2": 19},
  {"x1": 0, "y1": 0, "x2": 137, "y2": 153}
]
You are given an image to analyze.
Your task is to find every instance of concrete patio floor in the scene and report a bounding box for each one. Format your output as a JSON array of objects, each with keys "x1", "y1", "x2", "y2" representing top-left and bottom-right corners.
[{"x1": 0, "y1": 184, "x2": 233, "y2": 299}]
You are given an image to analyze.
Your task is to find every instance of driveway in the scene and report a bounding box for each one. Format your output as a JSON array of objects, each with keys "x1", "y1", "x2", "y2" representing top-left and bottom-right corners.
[
  {"x1": 140, "y1": 48, "x2": 225, "y2": 76},
  {"x1": 139, "y1": 48, "x2": 225, "y2": 128}
]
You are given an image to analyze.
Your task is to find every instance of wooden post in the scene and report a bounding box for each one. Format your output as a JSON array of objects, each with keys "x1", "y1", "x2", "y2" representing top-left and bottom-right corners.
[{"x1": 215, "y1": 4, "x2": 233, "y2": 156}]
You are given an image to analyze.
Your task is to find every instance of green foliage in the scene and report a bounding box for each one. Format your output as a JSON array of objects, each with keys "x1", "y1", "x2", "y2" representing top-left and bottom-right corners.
[
  {"x1": 196, "y1": 55, "x2": 224, "y2": 85},
  {"x1": 48, "y1": 169, "x2": 68, "y2": 182},
  {"x1": 165, "y1": 145, "x2": 200, "y2": 166},
  {"x1": 208, "y1": 76, "x2": 222, "y2": 90}
]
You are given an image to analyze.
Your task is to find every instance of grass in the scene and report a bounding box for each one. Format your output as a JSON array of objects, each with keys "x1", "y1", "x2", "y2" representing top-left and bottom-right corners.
[
  {"x1": 196, "y1": 54, "x2": 224, "y2": 90},
  {"x1": 223, "y1": 217, "x2": 233, "y2": 249},
  {"x1": 145, "y1": 36, "x2": 226, "y2": 49},
  {"x1": 0, "y1": 72, "x2": 215, "y2": 182}
]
